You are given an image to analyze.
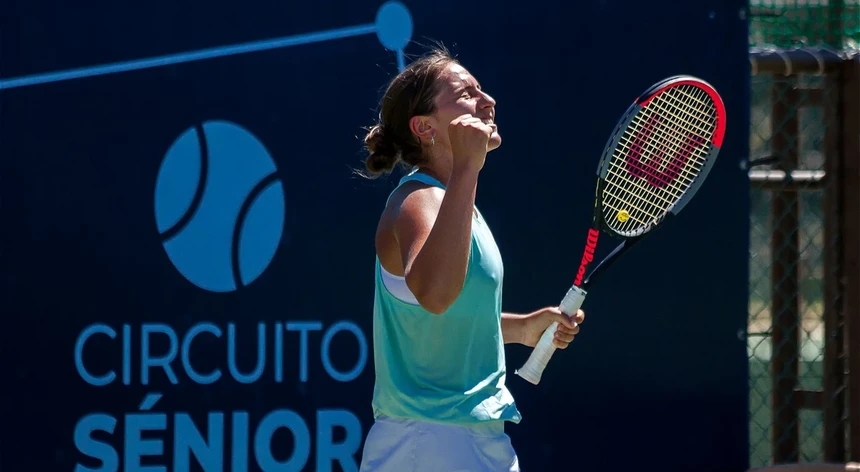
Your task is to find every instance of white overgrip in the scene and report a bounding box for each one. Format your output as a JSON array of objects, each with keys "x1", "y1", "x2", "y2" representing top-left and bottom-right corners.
[{"x1": 514, "y1": 285, "x2": 588, "y2": 385}]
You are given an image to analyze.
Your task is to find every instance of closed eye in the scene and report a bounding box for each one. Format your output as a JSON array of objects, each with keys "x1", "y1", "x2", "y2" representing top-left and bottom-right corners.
[{"x1": 460, "y1": 86, "x2": 481, "y2": 99}]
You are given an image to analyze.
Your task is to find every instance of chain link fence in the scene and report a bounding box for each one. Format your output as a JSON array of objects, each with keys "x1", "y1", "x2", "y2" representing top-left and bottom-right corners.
[
  {"x1": 748, "y1": 64, "x2": 841, "y2": 467},
  {"x1": 749, "y1": 0, "x2": 860, "y2": 49},
  {"x1": 747, "y1": 2, "x2": 860, "y2": 463}
]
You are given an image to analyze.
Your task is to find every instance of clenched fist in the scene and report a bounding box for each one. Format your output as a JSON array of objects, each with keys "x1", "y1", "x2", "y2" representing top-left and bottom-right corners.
[{"x1": 448, "y1": 114, "x2": 495, "y2": 174}]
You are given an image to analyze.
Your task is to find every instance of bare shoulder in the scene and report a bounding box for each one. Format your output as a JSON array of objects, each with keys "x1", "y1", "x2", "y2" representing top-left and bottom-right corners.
[
  {"x1": 389, "y1": 180, "x2": 445, "y2": 221},
  {"x1": 375, "y1": 180, "x2": 445, "y2": 275}
]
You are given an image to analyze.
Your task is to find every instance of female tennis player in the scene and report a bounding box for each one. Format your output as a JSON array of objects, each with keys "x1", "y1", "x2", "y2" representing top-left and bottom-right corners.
[{"x1": 358, "y1": 47, "x2": 586, "y2": 472}]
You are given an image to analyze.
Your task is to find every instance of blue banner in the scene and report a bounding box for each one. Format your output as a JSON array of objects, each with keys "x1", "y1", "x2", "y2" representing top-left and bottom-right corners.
[{"x1": 0, "y1": 1, "x2": 751, "y2": 470}]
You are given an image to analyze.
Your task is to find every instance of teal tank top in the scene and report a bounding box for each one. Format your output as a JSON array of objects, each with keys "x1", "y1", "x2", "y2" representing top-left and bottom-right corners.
[{"x1": 370, "y1": 170, "x2": 522, "y2": 426}]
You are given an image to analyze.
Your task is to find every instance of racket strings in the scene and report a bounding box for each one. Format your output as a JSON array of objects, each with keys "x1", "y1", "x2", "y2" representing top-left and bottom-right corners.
[
  {"x1": 616, "y1": 117, "x2": 701, "y2": 191},
  {"x1": 606, "y1": 124, "x2": 703, "y2": 221},
  {"x1": 641, "y1": 91, "x2": 712, "y2": 180},
  {"x1": 651, "y1": 87, "x2": 715, "y2": 136},
  {"x1": 601, "y1": 84, "x2": 717, "y2": 236},
  {"x1": 608, "y1": 86, "x2": 714, "y2": 221},
  {"x1": 624, "y1": 87, "x2": 712, "y2": 188},
  {"x1": 606, "y1": 108, "x2": 711, "y2": 224}
]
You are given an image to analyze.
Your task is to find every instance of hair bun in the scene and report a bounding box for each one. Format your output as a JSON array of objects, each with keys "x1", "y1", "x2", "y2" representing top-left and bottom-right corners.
[
  {"x1": 356, "y1": 47, "x2": 457, "y2": 178},
  {"x1": 364, "y1": 125, "x2": 401, "y2": 174}
]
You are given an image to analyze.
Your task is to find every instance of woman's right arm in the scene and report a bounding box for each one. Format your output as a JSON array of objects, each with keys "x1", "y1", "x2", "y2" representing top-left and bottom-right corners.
[
  {"x1": 392, "y1": 114, "x2": 493, "y2": 315},
  {"x1": 395, "y1": 168, "x2": 480, "y2": 314}
]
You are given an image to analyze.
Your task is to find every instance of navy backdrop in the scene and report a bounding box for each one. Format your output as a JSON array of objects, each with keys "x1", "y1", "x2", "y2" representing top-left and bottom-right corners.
[{"x1": 0, "y1": 0, "x2": 751, "y2": 471}]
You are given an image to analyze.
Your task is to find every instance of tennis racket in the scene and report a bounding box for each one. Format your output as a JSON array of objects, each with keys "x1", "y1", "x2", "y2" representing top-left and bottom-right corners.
[{"x1": 514, "y1": 75, "x2": 727, "y2": 385}]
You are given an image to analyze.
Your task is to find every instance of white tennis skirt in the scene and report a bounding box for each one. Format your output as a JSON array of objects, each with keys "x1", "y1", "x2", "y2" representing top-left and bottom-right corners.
[{"x1": 359, "y1": 416, "x2": 520, "y2": 472}]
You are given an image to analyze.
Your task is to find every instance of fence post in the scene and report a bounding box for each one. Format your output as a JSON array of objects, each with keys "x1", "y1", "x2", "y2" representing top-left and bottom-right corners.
[
  {"x1": 841, "y1": 52, "x2": 860, "y2": 463},
  {"x1": 771, "y1": 77, "x2": 802, "y2": 464},
  {"x1": 824, "y1": 63, "x2": 847, "y2": 463}
]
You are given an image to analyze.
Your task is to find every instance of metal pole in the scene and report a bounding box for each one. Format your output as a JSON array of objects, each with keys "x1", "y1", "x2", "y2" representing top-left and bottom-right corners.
[
  {"x1": 771, "y1": 79, "x2": 802, "y2": 464},
  {"x1": 841, "y1": 54, "x2": 860, "y2": 463}
]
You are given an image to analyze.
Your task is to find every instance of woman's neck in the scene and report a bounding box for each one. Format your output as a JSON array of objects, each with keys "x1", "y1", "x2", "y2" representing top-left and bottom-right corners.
[{"x1": 416, "y1": 154, "x2": 454, "y2": 187}]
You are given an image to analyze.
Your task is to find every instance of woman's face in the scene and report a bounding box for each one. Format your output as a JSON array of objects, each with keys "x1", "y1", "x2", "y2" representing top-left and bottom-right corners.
[{"x1": 426, "y1": 62, "x2": 501, "y2": 153}]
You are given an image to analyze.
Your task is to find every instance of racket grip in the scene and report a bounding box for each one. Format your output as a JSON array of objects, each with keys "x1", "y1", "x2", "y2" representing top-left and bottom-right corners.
[{"x1": 515, "y1": 285, "x2": 588, "y2": 385}]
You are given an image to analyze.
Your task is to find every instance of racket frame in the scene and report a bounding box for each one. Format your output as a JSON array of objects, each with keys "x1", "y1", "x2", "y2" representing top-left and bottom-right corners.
[
  {"x1": 514, "y1": 75, "x2": 726, "y2": 385},
  {"x1": 582, "y1": 74, "x2": 726, "y2": 282}
]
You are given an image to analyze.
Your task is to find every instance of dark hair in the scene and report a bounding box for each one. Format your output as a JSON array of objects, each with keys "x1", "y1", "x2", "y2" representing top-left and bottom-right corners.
[{"x1": 362, "y1": 47, "x2": 458, "y2": 177}]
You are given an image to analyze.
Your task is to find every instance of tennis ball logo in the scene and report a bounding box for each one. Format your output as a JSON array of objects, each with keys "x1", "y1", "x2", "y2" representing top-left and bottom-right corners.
[
  {"x1": 617, "y1": 210, "x2": 630, "y2": 223},
  {"x1": 154, "y1": 120, "x2": 286, "y2": 293}
]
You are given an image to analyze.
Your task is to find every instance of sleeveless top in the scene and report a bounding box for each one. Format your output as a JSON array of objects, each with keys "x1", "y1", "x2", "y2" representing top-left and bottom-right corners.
[{"x1": 370, "y1": 169, "x2": 522, "y2": 426}]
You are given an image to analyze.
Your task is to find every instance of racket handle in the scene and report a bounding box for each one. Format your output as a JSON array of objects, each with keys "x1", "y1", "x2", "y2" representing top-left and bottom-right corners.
[{"x1": 515, "y1": 285, "x2": 588, "y2": 385}]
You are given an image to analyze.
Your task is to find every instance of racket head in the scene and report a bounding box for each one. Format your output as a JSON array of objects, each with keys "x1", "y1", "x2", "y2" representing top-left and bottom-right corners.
[{"x1": 593, "y1": 75, "x2": 726, "y2": 239}]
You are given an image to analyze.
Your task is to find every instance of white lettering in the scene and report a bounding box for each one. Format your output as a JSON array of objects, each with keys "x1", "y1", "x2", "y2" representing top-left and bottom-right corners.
[{"x1": 74, "y1": 321, "x2": 369, "y2": 386}]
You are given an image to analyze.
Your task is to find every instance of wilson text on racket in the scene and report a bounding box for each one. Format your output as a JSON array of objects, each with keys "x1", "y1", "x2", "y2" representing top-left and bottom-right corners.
[{"x1": 573, "y1": 229, "x2": 600, "y2": 286}]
